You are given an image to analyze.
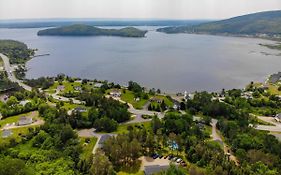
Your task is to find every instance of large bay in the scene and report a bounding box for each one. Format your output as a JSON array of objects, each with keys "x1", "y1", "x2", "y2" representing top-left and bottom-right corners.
[{"x1": 0, "y1": 26, "x2": 280, "y2": 93}]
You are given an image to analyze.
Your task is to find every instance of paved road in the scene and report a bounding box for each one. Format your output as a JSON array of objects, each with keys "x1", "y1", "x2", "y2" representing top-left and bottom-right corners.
[
  {"x1": 256, "y1": 116, "x2": 281, "y2": 132},
  {"x1": 48, "y1": 89, "x2": 83, "y2": 104},
  {"x1": 77, "y1": 128, "x2": 116, "y2": 154},
  {"x1": 1, "y1": 53, "x2": 83, "y2": 104},
  {"x1": 106, "y1": 95, "x2": 165, "y2": 119},
  {"x1": 125, "y1": 114, "x2": 152, "y2": 124},
  {"x1": 1, "y1": 53, "x2": 32, "y2": 91}
]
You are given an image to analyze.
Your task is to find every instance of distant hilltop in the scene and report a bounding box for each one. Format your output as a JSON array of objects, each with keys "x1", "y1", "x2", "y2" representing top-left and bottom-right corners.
[
  {"x1": 157, "y1": 10, "x2": 281, "y2": 39},
  {"x1": 37, "y1": 24, "x2": 148, "y2": 37}
]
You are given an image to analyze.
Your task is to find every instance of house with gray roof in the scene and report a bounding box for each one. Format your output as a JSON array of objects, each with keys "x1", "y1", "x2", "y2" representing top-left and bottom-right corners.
[
  {"x1": 2, "y1": 129, "x2": 12, "y2": 138},
  {"x1": 73, "y1": 106, "x2": 87, "y2": 113},
  {"x1": 275, "y1": 113, "x2": 281, "y2": 123},
  {"x1": 18, "y1": 116, "x2": 33, "y2": 126}
]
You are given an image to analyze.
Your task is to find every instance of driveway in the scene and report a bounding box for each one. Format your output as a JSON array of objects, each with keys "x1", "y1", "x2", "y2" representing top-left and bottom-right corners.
[
  {"x1": 256, "y1": 116, "x2": 281, "y2": 132},
  {"x1": 77, "y1": 128, "x2": 116, "y2": 154},
  {"x1": 211, "y1": 119, "x2": 239, "y2": 165}
]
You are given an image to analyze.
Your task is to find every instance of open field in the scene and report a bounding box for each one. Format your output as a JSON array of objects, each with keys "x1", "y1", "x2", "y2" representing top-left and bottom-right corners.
[
  {"x1": 79, "y1": 137, "x2": 98, "y2": 159},
  {"x1": 0, "y1": 111, "x2": 40, "y2": 129},
  {"x1": 0, "y1": 126, "x2": 37, "y2": 145},
  {"x1": 113, "y1": 121, "x2": 151, "y2": 134},
  {"x1": 120, "y1": 90, "x2": 149, "y2": 109}
]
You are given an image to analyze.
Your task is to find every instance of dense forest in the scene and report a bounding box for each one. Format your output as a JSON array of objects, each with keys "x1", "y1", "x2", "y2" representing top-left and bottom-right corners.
[
  {"x1": 37, "y1": 25, "x2": 148, "y2": 37},
  {"x1": 157, "y1": 10, "x2": 281, "y2": 37}
]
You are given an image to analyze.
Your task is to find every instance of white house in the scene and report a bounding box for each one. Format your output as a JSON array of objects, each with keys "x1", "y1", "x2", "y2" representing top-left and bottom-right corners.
[
  {"x1": 110, "y1": 90, "x2": 121, "y2": 98},
  {"x1": 275, "y1": 114, "x2": 281, "y2": 123}
]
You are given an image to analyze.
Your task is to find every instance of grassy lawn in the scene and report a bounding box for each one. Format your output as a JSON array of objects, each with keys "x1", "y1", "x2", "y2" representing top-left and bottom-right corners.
[
  {"x1": 117, "y1": 171, "x2": 144, "y2": 175},
  {"x1": 267, "y1": 84, "x2": 281, "y2": 95},
  {"x1": 113, "y1": 121, "x2": 152, "y2": 134},
  {"x1": 0, "y1": 111, "x2": 40, "y2": 129},
  {"x1": 121, "y1": 90, "x2": 149, "y2": 109},
  {"x1": 0, "y1": 126, "x2": 37, "y2": 145},
  {"x1": 61, "y1": 102, "x2": 80, "y2": 111},
  {"x1": 79, "y1": 137, "x2": 98, "y2": 159},
  {"x1": 154, "y1": 95, "x2": 174, "y2": 108},
  {"x1": 0, "y1": 56, "x2": 3, "y2": 67}
]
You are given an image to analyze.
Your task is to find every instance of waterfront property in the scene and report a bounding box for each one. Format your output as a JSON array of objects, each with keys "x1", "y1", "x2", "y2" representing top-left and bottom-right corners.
[
  {"x1": 110, "y1": 89, "x2": 122, "y2": 98},
  {"x1": 269, "y1": 72, "x2": 281, "y2": 84}
]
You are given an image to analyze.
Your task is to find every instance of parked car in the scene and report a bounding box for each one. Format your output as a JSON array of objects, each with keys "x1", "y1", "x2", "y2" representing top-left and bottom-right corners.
[
  {"x1": 176, "y1": 158, "x2": 182, "y2": 163},
  {"x1": 168, "y1": 155, "x2": 174, "y2": 160},
  {"x1": 159, "y1": 155, "x2": 163, "y2": 159},
  {"x1": 153, "y1": 154, "x2": 159, "y2": 159},
  {"x1": 164, "y1": 155, "x2": 168, "y2": 159}
]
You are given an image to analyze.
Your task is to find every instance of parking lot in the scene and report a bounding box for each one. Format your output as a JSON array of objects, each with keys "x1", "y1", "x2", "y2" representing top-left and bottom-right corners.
[{"x1": 140, "y1": 154, "x2": 187, "y2": 170}]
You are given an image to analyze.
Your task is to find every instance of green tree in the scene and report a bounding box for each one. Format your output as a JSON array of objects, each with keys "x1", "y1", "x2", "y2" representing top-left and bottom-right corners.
[{"x1": 90, "y1": 150, "x2": 115, "y2": 175}]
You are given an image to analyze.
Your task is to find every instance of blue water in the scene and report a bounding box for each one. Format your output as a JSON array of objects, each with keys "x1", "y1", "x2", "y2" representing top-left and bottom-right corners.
[{"x1": 0, "y1": 26, "x2": 280, "y2": 93}]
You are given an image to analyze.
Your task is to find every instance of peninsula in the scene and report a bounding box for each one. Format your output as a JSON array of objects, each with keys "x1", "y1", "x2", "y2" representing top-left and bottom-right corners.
[
  {"x1": 37, "y1": 24, "x2": 148, "y2": 37},
  {"x1": 157, "y1": 10, "x2": 281, "y2": 40}
]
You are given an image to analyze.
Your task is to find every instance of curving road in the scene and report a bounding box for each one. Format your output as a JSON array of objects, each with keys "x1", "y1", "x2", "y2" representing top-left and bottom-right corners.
[
  {"x1": 0, "y1": 53, "x2": 32, "y2": 91},
  {"x1": 256, "y1": 116, "x2": 281, "y2": 132}
]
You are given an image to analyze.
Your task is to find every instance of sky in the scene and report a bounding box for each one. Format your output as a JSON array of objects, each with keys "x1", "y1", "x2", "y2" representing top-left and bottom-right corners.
[{"x1": 0, "y1": 0, "x2": 280, "y2": 20}]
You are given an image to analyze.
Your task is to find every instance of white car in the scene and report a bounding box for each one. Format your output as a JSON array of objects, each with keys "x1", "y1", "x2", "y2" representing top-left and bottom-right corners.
[{"x1": 176, "y1": 158, "x2": 182, "y2": 163}]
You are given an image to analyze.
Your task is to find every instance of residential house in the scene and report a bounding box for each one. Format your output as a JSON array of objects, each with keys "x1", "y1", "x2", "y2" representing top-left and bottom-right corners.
[
  {"x1": 275, "y1": 113, "x2": 281, "y2": 123},
  {"x1": 19, "y1": 100, "x2": 31, "y2": 106},
  {"x1": 2, "y1": 129, "x2": 12, "y2": 138},
  {"x1": 110, "y1": 89, "x2": 121, "y2": 98},
  {"x1": 74, "y1": 86, "x2": 82, "y2": 92},
  {"x1": 269, "y1": 72, "x2": 281, "y2": 84},
  {"x1": 57, "y1": 85, "x2": 65, "y2": 92},
  {"x1": 93, "y1": 83, "x2": 103, "y2": 88},
  {"x1": 73, "y1": 107, "x2": 87, "y2": 113},
  {"x1": 241, "y1": 92, "x2": 253, "y2": 99},
  {"x1": 18, "y1": 116, "x2": 33, "y2": 126},
  {"x1": 150, "y1": 97, "x2": 163, "y2": 104}
]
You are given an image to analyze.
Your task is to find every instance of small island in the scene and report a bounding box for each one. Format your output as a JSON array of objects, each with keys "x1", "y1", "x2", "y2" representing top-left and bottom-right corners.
[{"x1": 37, "y1": 24, "x2": 147, "y2": 37}]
